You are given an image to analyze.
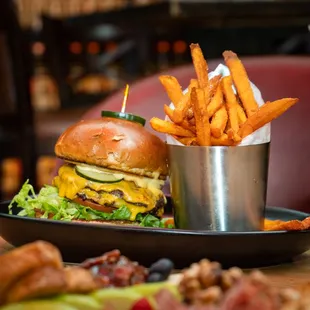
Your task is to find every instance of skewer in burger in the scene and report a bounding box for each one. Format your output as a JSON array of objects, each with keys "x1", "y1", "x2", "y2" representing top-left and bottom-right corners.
[{"x1": 9, "y1": 112, "x2": 169, "y2": 227}]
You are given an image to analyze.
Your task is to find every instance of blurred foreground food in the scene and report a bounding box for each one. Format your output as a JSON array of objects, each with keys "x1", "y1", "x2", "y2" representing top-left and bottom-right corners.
[{"x1": 1, "y1": 240, "x2": 310, "y2": 309}]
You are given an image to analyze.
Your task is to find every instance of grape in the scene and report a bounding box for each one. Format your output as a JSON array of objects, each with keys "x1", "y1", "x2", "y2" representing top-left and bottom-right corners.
[
  {"x1": 146, "y1": 272, "x2": 165, "y2": 283},
  {"x1": 149, "y1": 258, "x2": 174, "y2": 279}
]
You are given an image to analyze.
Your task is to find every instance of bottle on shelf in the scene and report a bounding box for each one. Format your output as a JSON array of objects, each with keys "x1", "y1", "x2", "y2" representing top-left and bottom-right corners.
[
  {"x1": 30, "y1": 41, "x2": 60, "y2": 111},
  {"x1": 156, "y1": 40, "x2": 170, "y2": 71},
  {"x1": 67, "y1": 41, "x2": 85, "y2": 86},
  {"x1": 173, "y1": 40, "x2": 187, "y2": 66}
]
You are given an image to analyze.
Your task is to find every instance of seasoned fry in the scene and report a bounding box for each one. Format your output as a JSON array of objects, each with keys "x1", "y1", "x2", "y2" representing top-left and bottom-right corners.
[
  {"x1": 188, "y1": 116, "x2": 195, "y2": 126},
  {"x1": 179, "y1": 119, "x2": 196, "y2": 134},
  {"x1": 264, "y1": 217, "x2": 310, "y2": 231},
  {"x1": 173, "y1": 79, "x2": 198, "y2": 123},
  {"x1": 209, "y1": 75, "x2": 222, "y2": 98},
  {"x1": 163, "y1": 104, "x2": 180, "y2": 125},
  {"x1": 152, "y1": 44, "x2": 299, "y2": 147},
  {"x1": 164, "y1": 104, "x2": 196, "y2": 133},
  {"x1": 159, "y1": 75, "x2": 183, "y2": 108},
  {"x1": 221, "y1": 76, "x2": 239, "y2": 135},
  {"x1": 190, "y1": 44, "x2": 209, "y2": 89},
  {"x1": 211, "y1": 134, "x2": 235, "y2": 146},
  {"x1": 186, "y1": 107, "x2": 194, "y2": 120},
  {"x1": 227, "y1": 128, "x2": 242, "y2": 143},
  {"x1": 223, "y1": 51, "x2": 258, "y2": 117},
  {"x1": 238, "y1": 98, "x2": 299, "y2": 139},
  {"x1": 191, "y1": 87, "x2": 211, "y2": 146},
  {"x1": 189, "y1": 79, "x2": 199, "y2": 89},
  {"x1": 150, "y1": 117, "x2": 195, "y2": 137},
  {"x1": 207, "y1": 85, "x2": 224, "y2": 118},
  {"x1": 236, "y1": 103, "x2": 247, "y2": 125},
  {"x1": 173, "y1": 136, "x2": 197, "y2": 146},
  {"x1": 210, "y1": 106, "x2": 228, "y2": 138}
]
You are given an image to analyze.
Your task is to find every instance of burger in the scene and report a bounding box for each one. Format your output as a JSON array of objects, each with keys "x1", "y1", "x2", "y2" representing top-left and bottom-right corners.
[{"x1": 9, "y1": 116, "x2": 169, "y2": 227}]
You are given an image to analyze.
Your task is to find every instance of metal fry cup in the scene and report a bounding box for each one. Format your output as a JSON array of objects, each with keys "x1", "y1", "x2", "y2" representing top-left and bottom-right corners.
[{"x1": 168, "y1": 143, "x2": 270, "y2": 232}]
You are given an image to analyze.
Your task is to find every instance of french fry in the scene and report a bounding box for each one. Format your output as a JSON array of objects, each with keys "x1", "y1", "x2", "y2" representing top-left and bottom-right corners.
[
  {"x1": 188, "y1": 116, "x2": 195, "y2": 126},
  {"x1": 190, "y1": 44, "x2": 209, "y2": 89},
  {"x1": 173, "y1": 79, "x2": 198, "y2": 123},
  {"x1": 191, "y1": 87, "x2": 211, "y2": 146},
  {"x1": 173, "y1": 136, "x2": 197, "y2": 146},
  {"x1": 227, "y1": 128, "x2": 242, "y2": 143},
  {"x1": 150, "y1": 117, "x2": 195, "y2": 137},
  {"x1": 164, "y1": 104, "x2": 175, "y2": 121},
  {"x1": 223, "y1": 51, "x2": 259, "y2": 117},
  {"x1": 209, "y1": 74, "x2": 222, "y2": 98},
  {"x1": 159, "y1": 75, "x2": 183, "y2": 108},
  {"x1": 151, "y1": 44, "x2": 299, "y2": 148},
  {"x1": 221, "y1": 76, "x2": 239, "y2": 134},
  {"x1": 179, "y1": 119, "x2": 196, "y2": 134},
  {"x1": 210, "y1": 106, "x2": 228, "y2": 138},
  {"x1": 238, "y1": 98, "x2": 299, "y2": 139},
  {"x1": 186, "y1": 75, "x2": 223, "y2": 119},
  {"x1": 186, "y1": 108, "x2": 194, "y2": 120},
  {"x1": 207, "y1": 85, "x2": 224, "y2": 118},
  {"x1": 189, "y1": 79, "x2": 199, "y2": 89},
  {"x1": 211, "y1": 134, "x2": 235, "y2": 146},
  {"x1": 164, "y1": 105, "x2": 196, "y2": 133},
  {"x1": 236, "y1": 104, "x2": 247, "y2": 125}
]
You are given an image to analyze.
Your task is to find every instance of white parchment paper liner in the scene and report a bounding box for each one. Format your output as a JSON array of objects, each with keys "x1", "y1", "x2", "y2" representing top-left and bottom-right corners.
[{"x1": 165, "y1": 64, "x2": 270, "y2": 146}]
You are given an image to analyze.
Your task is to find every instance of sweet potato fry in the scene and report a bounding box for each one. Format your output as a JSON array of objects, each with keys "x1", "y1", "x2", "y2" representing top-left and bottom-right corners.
[
  {"x1": 186, "y1": 108, "x2": 194, "y2": 120},
  {"x1": 236, "y1": 103, "x2": 247, "y2": 125},
  {"x1": 189, "y1": 79, "x2": 199, "y2": 89},
  {"x1": 159, "y1": 75, "x2": 183, "y2": 108},
  {"x1": 164, "y1": 104, "x2": 195, "y2": 133},
  {"x1": 173, "y1": 136, "x2": 197, "y2": 146},
  {"x1": 173, "y1": 79, "x2": 198, "y2": 123},
  {"x1": 150, "y1": 117, "x2": 195, "y2": 137},
  {"x1": 164, "y1": 104, "x2": 177, "y2": 123},
  {"x1": 179, "y1": 119, "x2": 196, "y2": 134},
  {"x1": 209, "y1": 74, "x2": 222, "y2": 98},
  {"x1": 211, "y1": 134, "x2": 235, "y2": 146},
  {"x1": 238, "y1": 98, "x2": 299, "y2": 139},
  {"x1": 227, "y1": 128, "x2": 242, "y2": 143},
  {"x1": 210, "y1": 106, "x2": 228, "y2": 138},
  {"x1": 221, "y1": 76, "x2": 239, "y2": 134},
  {"x1": 223, "y1": 51, "x2": 258, "y2": 117},
  {"x1": 191, "y1": 87, "x2": 211, "y2": 146},
  {"x1": 190, "y1": 44, "x2": 209, "y2": 89},
  {"x1": 207, "y1": 85, "x2": 224, "y2": 118}
]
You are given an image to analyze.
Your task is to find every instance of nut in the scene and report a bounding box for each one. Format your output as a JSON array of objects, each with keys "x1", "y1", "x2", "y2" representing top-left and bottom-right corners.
[{"x1": 193, "y1": 286, "x2": 223, "y2": 305}]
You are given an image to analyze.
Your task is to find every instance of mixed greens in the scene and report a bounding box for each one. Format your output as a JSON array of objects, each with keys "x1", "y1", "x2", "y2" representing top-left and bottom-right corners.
[{"x1": 8, "y1": 181, "x2": 174, "y2": 229}]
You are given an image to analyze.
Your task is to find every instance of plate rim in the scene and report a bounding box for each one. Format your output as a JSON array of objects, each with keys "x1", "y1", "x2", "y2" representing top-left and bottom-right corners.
[{"x1": 0, "y1": 200, "x2": 309, "y2": 237}]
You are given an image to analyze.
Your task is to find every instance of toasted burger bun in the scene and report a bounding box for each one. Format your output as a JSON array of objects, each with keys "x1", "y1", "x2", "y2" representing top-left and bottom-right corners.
[{"x1": 55, "y1": 117, "x2": 168, "y2": 179}]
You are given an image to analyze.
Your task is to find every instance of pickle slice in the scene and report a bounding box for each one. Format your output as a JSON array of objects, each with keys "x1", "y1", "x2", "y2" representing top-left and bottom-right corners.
[
  {"x1": 75, "y1": 165, "x2": 123, "y2": 183},
  {"x1": 101, "y1": 111, "x2": 146, "y2": 126}
]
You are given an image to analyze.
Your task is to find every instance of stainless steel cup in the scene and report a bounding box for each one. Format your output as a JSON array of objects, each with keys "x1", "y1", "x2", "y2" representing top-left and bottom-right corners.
[{"x1": 168, "y1": 143, "x2": 270, "y2": 231}]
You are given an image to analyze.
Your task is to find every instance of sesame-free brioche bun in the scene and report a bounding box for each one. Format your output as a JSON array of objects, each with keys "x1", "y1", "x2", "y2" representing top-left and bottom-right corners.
[{"x1": 55, "y1": 117, "x2": 168, "y2": 179}]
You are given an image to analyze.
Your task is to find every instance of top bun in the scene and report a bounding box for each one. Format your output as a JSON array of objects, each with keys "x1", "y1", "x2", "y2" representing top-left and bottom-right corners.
[{"x1": 55, "y1": 117, "x2": 168, "y2": 179}]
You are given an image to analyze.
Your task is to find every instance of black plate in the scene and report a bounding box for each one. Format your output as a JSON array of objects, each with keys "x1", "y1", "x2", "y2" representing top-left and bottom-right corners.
[{"x1": 0, "y1": 198, "x2": 309, "y2": 269}]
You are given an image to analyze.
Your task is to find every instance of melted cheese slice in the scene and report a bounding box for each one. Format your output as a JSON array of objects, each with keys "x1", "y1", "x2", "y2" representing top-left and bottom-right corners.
[{"x1": 53, "y1": 165, "x2": 165, "y2": 221}]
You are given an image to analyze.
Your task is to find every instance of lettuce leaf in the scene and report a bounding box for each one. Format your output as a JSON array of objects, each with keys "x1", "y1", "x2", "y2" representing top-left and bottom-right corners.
[{"x1": 8, "y1": 181, "x2": 172, "y2": 228}]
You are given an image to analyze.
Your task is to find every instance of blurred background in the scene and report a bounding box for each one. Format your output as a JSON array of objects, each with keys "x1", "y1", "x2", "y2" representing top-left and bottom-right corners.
[{"x1": 1, "y1": 0, "x2": 310, "y2": 200}]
